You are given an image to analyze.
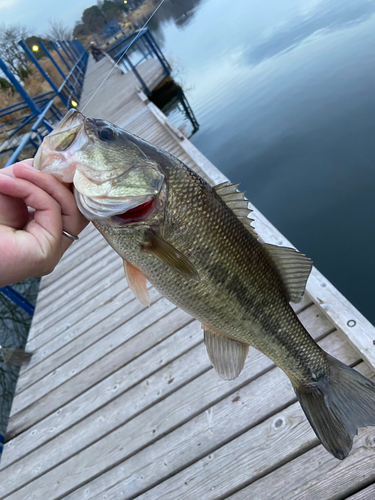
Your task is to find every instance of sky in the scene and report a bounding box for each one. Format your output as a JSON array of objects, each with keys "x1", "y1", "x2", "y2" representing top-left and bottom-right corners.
[{"x1": 0, "y1": 0, "x2": 98, "y2": 35}]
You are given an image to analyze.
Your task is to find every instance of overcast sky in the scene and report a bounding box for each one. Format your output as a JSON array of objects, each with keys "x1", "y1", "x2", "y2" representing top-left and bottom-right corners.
[{"x1": 0, "y1": 0, "x2": 97, "y2": 35}]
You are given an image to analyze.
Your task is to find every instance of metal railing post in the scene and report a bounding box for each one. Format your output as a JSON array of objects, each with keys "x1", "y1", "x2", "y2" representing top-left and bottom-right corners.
[
  {"x1": 38, "y1": 41, "x2": 68, "y2": 81},
  {"x1": 61, "y1": 41, "x2": 85, "y2": 83},
  {"x1": 68, "y1": 41, "x2": 80, "y2": 59},
  {"x1": 59, "y1": 41, "x2": 75, "y2": 65},
  {"x1": 0, "y1": 56, "x2": 41, "y2": 116},
  {"x1": 19, "y1": 41, "x2": 69, "y2": 108},
  {"x1": 63, "y1": 41, "x2": 78, "y2": 64},
  {"x1": 75, "y1": 40, "x2": 85, "y2": 54},
  {"x1": 144, "y1": 31, "x2": 171, "y2": 75},
  {"x1": 50, "y1": 41, "x2": 71, "y2": 71},
  {"x1": 123, "y1": 53, "x2": 151, "y2": 97}
]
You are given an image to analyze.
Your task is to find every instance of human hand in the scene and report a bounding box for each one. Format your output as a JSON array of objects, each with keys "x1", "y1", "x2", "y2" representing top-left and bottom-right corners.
[{"x1": 0, "y1": 159, "x2": 88, "y2": 287}]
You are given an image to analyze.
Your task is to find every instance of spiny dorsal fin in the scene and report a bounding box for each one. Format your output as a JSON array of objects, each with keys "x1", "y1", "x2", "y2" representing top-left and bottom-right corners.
[
  {"x1": 203, "y1": 326, "x2": 249, "y2": 380},
  {"x1": 213, "y1": 182, "x2": 258, "y2": 238},
  {"x1": 264, "y1": 244, "x2": 313, "y2": 303}
]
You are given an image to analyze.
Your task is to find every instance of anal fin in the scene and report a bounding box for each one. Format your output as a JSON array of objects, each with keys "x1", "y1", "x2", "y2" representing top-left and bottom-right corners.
[
  {"x1": 203, "y1": 326, "x2": 249, "y2": 380},
  {"x1": 123, "y1": 260, "x2": 151, "y2": 307}
]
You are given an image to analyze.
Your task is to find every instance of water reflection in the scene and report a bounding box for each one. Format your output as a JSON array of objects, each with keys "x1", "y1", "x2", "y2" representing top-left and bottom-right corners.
[
  {"x1": 150, "y1": 0, "x2": 203, "y2": 27},
  {"x1": 246, "y1": 0, "x2": 375, "y2": 65},
  {"x1": 146, "y1": 0, "x2": 204, "y2": 45},
  {"x1": 150, "y1": 77, "x2": 199, "y2": 137},
  {"x1": 148, "y1": 0, "x2": 375, "y2": 324}
]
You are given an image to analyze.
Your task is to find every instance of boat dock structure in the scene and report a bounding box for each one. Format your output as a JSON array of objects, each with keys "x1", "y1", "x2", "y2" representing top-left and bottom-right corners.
[{"x1": 1, "y1": 40, "x2": 375, "y2": 500}]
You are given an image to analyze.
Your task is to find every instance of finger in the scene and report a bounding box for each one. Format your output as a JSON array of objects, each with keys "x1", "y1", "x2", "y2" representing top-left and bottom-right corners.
[
  {"x1": 0, "y1": 159, "x2": 34, "y2": 178},
  {"x1": 13, "y1": 163, "x2": 88, "y2": 238},
  {"x1": 0, "y1": 179, "x2": 29, "y2": 229},
  {"x1": 13, "y1": 163, "x2": 77, "y2": 217},
  {"x1": 0, "y1": 175, "x2": 63, "y2": 248}
]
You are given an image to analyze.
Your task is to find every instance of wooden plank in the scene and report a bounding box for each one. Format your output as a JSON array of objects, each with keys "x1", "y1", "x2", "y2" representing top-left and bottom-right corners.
[
  {"x1": 1, "y1": 308, "x2": 193, "y2": 470},
  {"x1": 10, "y1": 288, "x2": 164, "y2": 418},
  {"x1": 36, "y1": 243, "x2": 114, "y2": 305},
  {"x1": 7, "y1": 296, "x2": 175, "y2": 437},
  {"x1": 346, "y1": 484, "x2": 375, "y2": 500},
  {"x1": 29, "y1": 251, "x2": 121, "y2": 326},
  {"x1": 25, "y1": 265, "x2": 134, "y2": 355},
  {"x1": 0, "y1": 318, "x2": 201, "y2": 497},
  {"x1": 37, "y1": 226, "x2": 99, "y2": 290},
  {"x1": 26, "y1": 264, "x2": 125, "y2": 342},
  {"x1": 39, "y1": 229, "x2": 106, "y2": 288},
  {"x1": 5, "y1": 300, "x2": 309, "y2": 470},
  {"x1": 15, "y1": 278, "x2": 133, "y2": 392},
  {"x1": 2, "y1": 306, "x2": 333, "y2": 498},
  {"x1": 226, "y1": 366, "x2": 375, "y2": 500},
  {"x1": 70, "y1": 330, "x2": 358, "y2": 500}
]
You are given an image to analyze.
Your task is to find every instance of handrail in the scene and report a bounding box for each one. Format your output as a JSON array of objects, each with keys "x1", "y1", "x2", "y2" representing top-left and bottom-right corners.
[
  {"x1": 105, "y1": 27, "x2": 170, "y2": 97},
  {"x1": 0, "y1": 287, "x2": 35, "y2": 315},
  {"x1": 1, "y1": 40, "x2": 88, "y2": 168}
]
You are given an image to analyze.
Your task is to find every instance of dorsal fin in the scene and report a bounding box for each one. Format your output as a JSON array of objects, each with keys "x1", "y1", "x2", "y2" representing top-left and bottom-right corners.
[
  {"x1": 213, "y1": 182, "x2": 258, "y2": 238},
  {"x1": 264, "y1": 244, "x2": 313, "y2": 303}
]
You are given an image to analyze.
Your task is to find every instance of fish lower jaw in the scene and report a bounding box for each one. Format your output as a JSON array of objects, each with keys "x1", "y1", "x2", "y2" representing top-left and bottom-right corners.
[{"x1": 74, "y1": 192, "x2": 159, "y2": 225}]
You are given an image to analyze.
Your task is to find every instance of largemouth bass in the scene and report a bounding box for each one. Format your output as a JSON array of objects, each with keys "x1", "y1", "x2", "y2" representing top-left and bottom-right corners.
[{"x1": 35, "y1": 109, "x2": 375, "y2": 460}]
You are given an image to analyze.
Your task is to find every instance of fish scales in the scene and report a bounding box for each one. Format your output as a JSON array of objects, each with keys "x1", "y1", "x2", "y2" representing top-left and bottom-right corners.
[
  {"x1": 34, "y1": 109, "x2": 375, "y2": 460},
  {"x1": 94, "y1": 148, "x2": 325, "y2": 383}
]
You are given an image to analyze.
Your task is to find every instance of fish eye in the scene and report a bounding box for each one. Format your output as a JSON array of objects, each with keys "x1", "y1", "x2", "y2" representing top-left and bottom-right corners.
[{"x1": 98, "y1": 127, "x2": 115, "y2": 141}]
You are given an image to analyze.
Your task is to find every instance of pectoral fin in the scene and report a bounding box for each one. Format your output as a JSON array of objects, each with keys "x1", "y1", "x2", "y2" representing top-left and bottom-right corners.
[
  {"x1": 123, "y1": 260, "x2": 151, "y2": 306},
  {"x1": 142, "y1": 230, "x2": 200, "y2": 282},
  {"x1": 203, "y1": 326, "x2": 249, "y2": 380}
]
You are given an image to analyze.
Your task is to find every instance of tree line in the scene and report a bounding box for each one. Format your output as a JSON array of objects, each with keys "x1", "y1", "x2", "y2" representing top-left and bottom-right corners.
[
  {"x1": 74, "y1": 0, "x2": 148, "y2": 38},
  {"x1": 0, "y1": 0, "x2": 148, "y2": 82}
]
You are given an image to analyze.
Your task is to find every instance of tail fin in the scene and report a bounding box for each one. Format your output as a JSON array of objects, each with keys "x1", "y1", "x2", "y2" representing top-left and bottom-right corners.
[{"x1": 292, "y1": 354, "x2": 375, "y2": 460}]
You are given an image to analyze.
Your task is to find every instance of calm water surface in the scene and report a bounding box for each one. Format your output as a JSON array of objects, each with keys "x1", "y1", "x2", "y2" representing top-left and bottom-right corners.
[{"x1": 150, "y1": 0, "x2": 375, "y2": 324}]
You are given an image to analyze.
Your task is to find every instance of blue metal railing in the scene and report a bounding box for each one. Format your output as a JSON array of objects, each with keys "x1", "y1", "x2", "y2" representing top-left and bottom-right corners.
[
  {"x1": 106, "y1": 28, "x2": 171, "y2": 97},
  {"x1": 0, "y1": 39, "x2": 88, "y2": 168},
  {"x1": 0, "y1": 287, "x2": 35, "y2": 316}
]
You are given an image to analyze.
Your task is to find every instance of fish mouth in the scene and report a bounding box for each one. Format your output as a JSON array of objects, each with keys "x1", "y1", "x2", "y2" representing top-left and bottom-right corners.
[
  {"x1": 34, "y1": 109, "x2": 165, "y2": 224},
  {"x1": 33, "y1": 109, "x2": 90, "y2": 182},
  {"x1": 75, "y1": 188, "x2": 161, "y2": 224},
  {"x1": 112, "y1": 197, "x2": 159, "y2": 224}
]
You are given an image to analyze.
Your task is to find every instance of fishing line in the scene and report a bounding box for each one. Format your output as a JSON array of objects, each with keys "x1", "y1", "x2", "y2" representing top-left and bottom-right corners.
[{"x1": 81, "y1": 0, "x2": 166, "y2": 112}]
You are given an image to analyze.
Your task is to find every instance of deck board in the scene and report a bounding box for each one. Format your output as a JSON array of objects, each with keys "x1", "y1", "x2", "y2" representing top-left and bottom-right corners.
[{"x1": 1, "y1": 54, "x2": 375, "y2": 500}]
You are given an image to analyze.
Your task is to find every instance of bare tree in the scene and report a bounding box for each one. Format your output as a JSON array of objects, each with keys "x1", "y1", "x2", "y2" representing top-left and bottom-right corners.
[
  {"x1": 46, "y1": 20, "x2": 72, "y2": 41},
  {"x1": 0, "y1": 24, "x2": 30, "y2": 78}
]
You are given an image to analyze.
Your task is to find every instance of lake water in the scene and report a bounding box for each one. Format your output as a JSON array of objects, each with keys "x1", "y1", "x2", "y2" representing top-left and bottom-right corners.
[{"x1": 149, "y1": 0, "x2": 375, "y2": 325}]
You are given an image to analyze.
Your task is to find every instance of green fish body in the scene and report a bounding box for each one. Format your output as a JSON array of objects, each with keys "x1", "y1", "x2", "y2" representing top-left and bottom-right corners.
[{"x1": 34, "y1": 109, "x2": 375, "y2": 460}]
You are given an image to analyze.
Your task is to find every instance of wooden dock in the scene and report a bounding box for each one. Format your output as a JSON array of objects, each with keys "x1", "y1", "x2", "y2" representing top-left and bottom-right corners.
[{"x1": 1, "y1": 55, "x2": 375, "y2": 499}]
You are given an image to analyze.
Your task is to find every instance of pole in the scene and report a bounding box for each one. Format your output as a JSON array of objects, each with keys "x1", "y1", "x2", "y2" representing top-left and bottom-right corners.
[
  {"x1": 0, "y1": 56, "x2": 41, "y2": 116},
  {"x1": 19, "y1": 41, "x2": 68, "y2": 108},
  {"x1": 50, "y1": 41, "x2": 71, "y2": 71},
  {"x1": 123, "y1": 53, "x2": 151, "y2": 97},
  {"x1": 38, "y1": 41, "x2": 66, "y2": 80},
  {"x1": 142, "y1": 32, "x2": 171, "y2": 76},
  {"x1": 60, "y1": 41, "x2": 75, "y2": 64}
]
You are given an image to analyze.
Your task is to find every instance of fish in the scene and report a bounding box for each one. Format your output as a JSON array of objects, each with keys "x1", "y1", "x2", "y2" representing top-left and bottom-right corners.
[{"x1": 34, "y1": 109, "x2": 375, "y2": 460}]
